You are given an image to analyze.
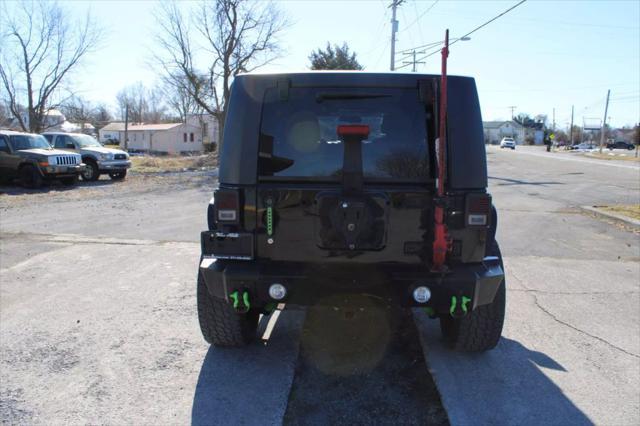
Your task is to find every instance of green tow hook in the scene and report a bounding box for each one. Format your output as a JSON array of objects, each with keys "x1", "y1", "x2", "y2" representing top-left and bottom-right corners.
[
  {"x1": 229, "y1": 290, "x2": 250, "y2": 313},
  {"x1": 450, "y1": 295, "x2": 472, "y2": 318},
  {"x1": 449, "y1": 296, "x2": 457, "y2": 316},
  {"x1": 229, "y1": 291, "x2": 239, "y2": 309},
  {"x1": 461, "y1": 296, "x2": 472, "y2": 314}
]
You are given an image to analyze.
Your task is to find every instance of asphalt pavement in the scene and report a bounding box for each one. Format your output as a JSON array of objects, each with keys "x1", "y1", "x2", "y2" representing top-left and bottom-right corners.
[{"x1": 1, "y1": 147, "x2": 639, "y2": 425}]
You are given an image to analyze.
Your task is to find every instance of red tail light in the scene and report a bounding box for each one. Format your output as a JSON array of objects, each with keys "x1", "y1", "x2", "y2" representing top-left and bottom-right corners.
[
  {"x1": 214, "y1": 189, "x2": 239, "y2": 223},
  {"x1": 466, "y1": 194, "x2": 491, "y2": 226},
  {"x1": 337, "y1": 124, "x2": 370, "y2": 138}
]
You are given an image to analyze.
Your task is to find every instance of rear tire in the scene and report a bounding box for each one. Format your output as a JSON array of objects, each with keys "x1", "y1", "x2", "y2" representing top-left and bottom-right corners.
[
  {"x1": 20, "y1": 165, "x2": 43, "y2": 189},
  {"x1": 439, "y1": 241, "x2": 506, "y2": 352},
  {"x1": 108, "y1": 170, "x2": 127, "y2": 180},
  {"x1": 81, "y1": 159, "x2": 100, "y2": 181},
  {"x1": 197, "y1": 271, "x2": 259, "y2": 347}
]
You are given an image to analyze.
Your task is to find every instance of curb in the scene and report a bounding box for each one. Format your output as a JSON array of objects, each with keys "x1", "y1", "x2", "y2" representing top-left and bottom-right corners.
[{"x1": 580, "y1": 206, "x2": 640, "y2": 229}]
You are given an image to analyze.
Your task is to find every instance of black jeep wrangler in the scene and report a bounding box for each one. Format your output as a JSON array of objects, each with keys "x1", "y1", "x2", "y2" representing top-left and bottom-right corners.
[{"x1": 198, "y1": 72, "x2": 505, "y2": 352}]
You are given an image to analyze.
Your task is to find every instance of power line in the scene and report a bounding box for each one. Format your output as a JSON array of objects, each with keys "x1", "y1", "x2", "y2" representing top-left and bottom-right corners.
[
  {"x1": 397, "y1": 0, "x2": 528, "y2": 69},
  {"x1": 412, "y1": 0, "x2": 426, "y2": 48},
  {"x1": 404, "y1": 0, "x2": 439, "y2": 31}
]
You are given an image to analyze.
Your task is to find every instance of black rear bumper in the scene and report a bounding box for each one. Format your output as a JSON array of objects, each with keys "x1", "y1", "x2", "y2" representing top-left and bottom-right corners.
[{"x1": 198, "y1": 255, "x2": 504, "y2": 313}]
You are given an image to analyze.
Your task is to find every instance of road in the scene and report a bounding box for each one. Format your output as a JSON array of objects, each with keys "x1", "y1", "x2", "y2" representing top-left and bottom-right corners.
[{"x1": 1, "y1": 147, "x2": 638, "y2": 425}]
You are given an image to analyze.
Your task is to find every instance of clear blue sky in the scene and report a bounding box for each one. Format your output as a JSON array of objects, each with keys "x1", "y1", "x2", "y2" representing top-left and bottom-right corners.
[{"x1": 56, "y1": 0, "x2": 640, "y2": 128}]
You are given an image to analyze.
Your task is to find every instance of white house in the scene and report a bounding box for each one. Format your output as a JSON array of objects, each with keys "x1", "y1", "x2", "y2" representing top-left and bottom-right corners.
[
  {"x1": 119, "y1": 123, "x2": 204, "y2": 154},
  {"x1": 483, "y1": 121, "x2": 523, "y2": 144},
  {"x1": 11, "y1": 109, "x2": 93, "y2": 134},
  {"x1": 98, "y1": 122, "x2": 126, "y2": 143},
  {"x1": 186, "y1": 113, "x2": 219, "y2": 148}
]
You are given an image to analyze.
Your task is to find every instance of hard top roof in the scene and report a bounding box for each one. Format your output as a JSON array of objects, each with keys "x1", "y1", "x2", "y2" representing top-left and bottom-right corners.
[{"x1": 234, "y1": 71, "x2": 473, "y2": 87}]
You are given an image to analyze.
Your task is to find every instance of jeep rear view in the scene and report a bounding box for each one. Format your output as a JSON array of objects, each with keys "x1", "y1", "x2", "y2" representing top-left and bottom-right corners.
[{"x1": 198, "y1": 72, "x2": 505, "y2": 352}]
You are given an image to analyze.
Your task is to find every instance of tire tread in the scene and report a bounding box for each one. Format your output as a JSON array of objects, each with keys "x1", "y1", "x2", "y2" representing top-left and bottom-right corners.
[{"x1": 197, "y1": 272, "x2": 257, "y2": 347}]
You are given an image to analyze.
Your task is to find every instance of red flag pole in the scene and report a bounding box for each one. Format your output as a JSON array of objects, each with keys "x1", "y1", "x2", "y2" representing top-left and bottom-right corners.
[{"x1": 432, "y1": 29, "x2": 450, "y2": 270}]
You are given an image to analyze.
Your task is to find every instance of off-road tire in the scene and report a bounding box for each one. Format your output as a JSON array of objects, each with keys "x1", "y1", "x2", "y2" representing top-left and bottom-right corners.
[
  {"x1": 60, "y1": 176, "x2": 78, "y2": 186},
  {"x1": 81, "y1": 159, "x2": 100, "y2": 181},
  {"x1": 108, "y1": 170, "x2": 127, "y2": 180},
  {"x1": 197, "y1": 271, "x2": 259, "y2": 347},
  {"x1": 20, "y1": 165, "x2": 43, "y2": 189},
  {"x1": 439, "y1": 241, "x2": 505, "y2": 352}
]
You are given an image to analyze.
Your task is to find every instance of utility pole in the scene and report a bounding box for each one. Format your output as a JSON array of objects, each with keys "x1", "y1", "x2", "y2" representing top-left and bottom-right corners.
[
  {"x1": 389, "y1": 0, "x2": 403, "y2": 71},
  {"x1": 124, "y1": 104, "x2": 129, "y2": 151},
  {"x1": 598, "y1": 89, "x2": 610, "y2": 153},
  {"x1": 402, "y1": 49, "x2": 426, "y2": 72},
  {"x1": 552, "y1": 108, "x2": 556, "y2": 131},
  {"x1": 508, "y1": 106, "x2": 517, "y2": 120},
  {"x1": 569, "y1": 105, "x2": 574, "y2": 146}
]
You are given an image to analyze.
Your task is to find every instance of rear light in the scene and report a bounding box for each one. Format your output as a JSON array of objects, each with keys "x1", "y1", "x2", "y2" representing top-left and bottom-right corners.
[
  {"x1": 214, "y1": 189, "x2": 240, "y2": 223},
  {"x1": 337, "y1": 124, "x2": 370, "y2": 138},
  {"x1": 466, "y1": 194, "x2": 491, "y2": 227}
]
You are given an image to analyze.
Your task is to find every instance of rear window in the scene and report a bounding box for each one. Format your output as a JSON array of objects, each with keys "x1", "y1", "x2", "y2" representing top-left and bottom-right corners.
[{"x1": 258, "y1": 87, "x2": 429, "y2": 181}]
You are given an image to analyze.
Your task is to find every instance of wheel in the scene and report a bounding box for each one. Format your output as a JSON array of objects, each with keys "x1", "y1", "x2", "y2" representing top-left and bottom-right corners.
[
  {"x1": 197, "y1": 271, "x2": 259, "y2": 347},
  {"x1": 439, "y1": 241, "x2": 506, "y2": 352},
  {"x1": 81, "y1": 160, "x2": 100, "y2": 181},
  {"x1": 60, "y1": 176, "x2": 78, "y2": 186},
  {"x1": 20, "y1": 165, "x2": 43, "y2": 189},
  {"x1": 511, "y1": 147, "x2": 515, "y2": 150},
  {"x1": 108, "y1": 170, "x2": 127, "y2": 180}
]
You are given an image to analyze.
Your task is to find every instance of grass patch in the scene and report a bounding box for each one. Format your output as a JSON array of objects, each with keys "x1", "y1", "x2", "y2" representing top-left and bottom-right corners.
[
  {"x1": 130, "y1": 154, "x2": 217, "y2": 173},
  {"x1": 585, "y1": 152, "x2": 640, "y2": 162},
  {"x1": 597, "y1": 204, "x2": 640, "y2": 221}
]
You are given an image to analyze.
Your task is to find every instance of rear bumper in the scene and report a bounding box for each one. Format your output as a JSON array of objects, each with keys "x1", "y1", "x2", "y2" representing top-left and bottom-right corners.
[{"x1": 198, "y1": 256, "x2": 504, "y2": 313}]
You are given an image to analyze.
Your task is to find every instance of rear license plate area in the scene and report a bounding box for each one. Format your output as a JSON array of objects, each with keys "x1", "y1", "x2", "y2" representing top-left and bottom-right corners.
[{"x1": 201, "y1": 231, "x2": 254, "y2": 260}]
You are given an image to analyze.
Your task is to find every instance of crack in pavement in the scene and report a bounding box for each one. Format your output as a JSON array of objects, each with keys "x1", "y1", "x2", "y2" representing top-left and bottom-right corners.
[
  {"x1": 510, "y1": 289, "x2": 640, "y2": 296},
  {"x1": 0, "y1": 232, "x2": 198, "y2": 247},
  {"x1": 509, "y1": 269, "x2": 640, "y2": 360}
]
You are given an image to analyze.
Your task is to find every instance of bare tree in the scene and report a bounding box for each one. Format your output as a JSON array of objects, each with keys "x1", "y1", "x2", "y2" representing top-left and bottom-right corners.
[
  {"x1": 163, "y1": 76, "x2": 199, "y2": 123},
  {"x1": 0, "y1": 0, "x2": 101, "y2": 133},
  {"x1": 60, "y1": 95, "x2": 94, "y2": 125},
  {"x1": 154, "y1": 0, "x2": 287, "y2": 147},
  {"x1": 116, "y1": 82, "x2": 148, "y2": 123},
  {"x1": 92, "y1": 103, "x2": 113, "y2": 128},
  {"x1": 147, "y1": 87, "x2": 167, "y2": 124}
]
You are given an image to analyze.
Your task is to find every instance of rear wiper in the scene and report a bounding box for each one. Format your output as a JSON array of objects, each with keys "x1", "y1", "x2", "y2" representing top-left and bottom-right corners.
[{"x1": 315, "y1": 93, "x2": 390, "y2": 103}]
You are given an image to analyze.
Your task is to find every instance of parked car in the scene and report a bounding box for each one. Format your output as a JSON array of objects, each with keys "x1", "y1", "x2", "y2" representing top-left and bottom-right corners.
[
  {"x1": 42, "y1": 132, "x2": 131, "y2": 181},
  {"x1": 0, "y1": 130, "x2": 83, "y2": 188},
  {"x1": 500, "y1": 137, "x2": 516, "y2": 149},
  {"x1": 571, "y1": 142, "x2": 596, "y2": 150},
  {"x1": 197, "y1": 72, "x2": 505, "y2": 352},
  {"x1": 606, "y1": 141, "x2": 635, "y2": 150}
]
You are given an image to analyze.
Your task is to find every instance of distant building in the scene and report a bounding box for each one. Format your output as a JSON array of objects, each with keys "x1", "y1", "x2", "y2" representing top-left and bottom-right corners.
[
  {"x1": 119, "y1": 123, "x2": 204, "y2": 154},
  {"x1": 186, "y1": 113, "x2": 219, "y2": 149},
  {"x1": 483, "y1": 120, "x2": 545, "y2": 145},
  {"x1": 98, "y1": 122, "x2": 126, "y2": 143},
  {"x1": 10, "y1": 109, "x2": 95, "y2": 135},
  {"x1": 483, "y1": 121, "x2": 523, "y2": 144}
]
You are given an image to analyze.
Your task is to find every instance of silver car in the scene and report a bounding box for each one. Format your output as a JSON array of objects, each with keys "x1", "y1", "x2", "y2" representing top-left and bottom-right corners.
[{"x1": 43, "y1": 132, "x2": 131, "y2": 181}]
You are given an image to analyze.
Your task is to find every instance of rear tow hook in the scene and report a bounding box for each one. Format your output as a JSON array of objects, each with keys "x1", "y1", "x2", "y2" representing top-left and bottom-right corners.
[
  {"x1": 229, "y1": 290, "x2": 251, "y2": 314},
  {"x1": 450, "y1": 295, "x2": 472, "y2": 318}
]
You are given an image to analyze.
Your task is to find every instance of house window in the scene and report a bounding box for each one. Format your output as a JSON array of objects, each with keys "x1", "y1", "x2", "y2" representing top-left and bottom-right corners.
[
  {"x1": 190, "y1": 132, "x2": 194, "y2": 142},
  {"x1": 183, "y1": 133, "x2": 187, "y2": 142}
]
